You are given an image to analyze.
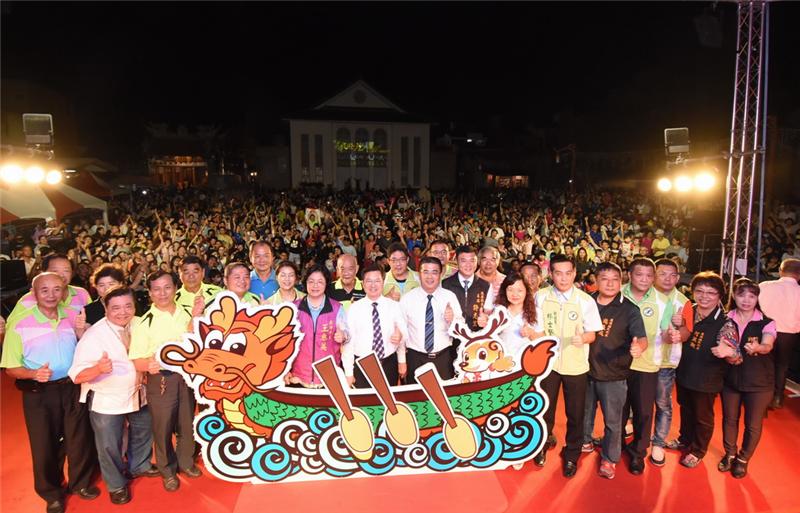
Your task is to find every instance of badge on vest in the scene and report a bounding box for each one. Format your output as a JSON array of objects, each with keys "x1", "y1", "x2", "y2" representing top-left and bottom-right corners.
[
  {"x1": 642, "y1": 307, "x2": 655, "y2": 317},
  {"x1": 567, "y1": 311, "x2": 578, "y2": 321}
]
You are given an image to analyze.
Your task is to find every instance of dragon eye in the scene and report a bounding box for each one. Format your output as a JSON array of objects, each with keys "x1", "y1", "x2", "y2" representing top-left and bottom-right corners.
[
  {"x1": 221, "y1": 333, "x2": 247, "y2": 356},
  {"x1": 205, "y1": 330, "x2": 223, "y2": 350}
]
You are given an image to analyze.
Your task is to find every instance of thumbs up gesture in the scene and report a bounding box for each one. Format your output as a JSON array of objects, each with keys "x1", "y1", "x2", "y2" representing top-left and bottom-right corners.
[
  {"x1": 630, "y1": 337, "x2": 644, "y2": 358},
  {"x1": 191, "y1": 293, "x2": 205, "y2": 317},
  {"x1": 34, "y1": 362, "x2": 53, "y2": 383},
  {"x1": 671, "y1": 306, "x2": 684, "y2": 328},
  {"x1": 390, "y1": 322, "x2": 402, "y2": 345},
  {"x1": 258, "y1": 293, "x2": 269, "y2": 306},
  {"x1": 444, "y1": 303, "x2": 454, "y2": 325},
  {"x1": 388, "y1": 285, "x2": 401, "y2": 302},
  {"x1": 147, "y1": 356, "x2": 161, "y2": 375},
  {"x1": 334, "y1": 327, "x2": 346, "y2": 344},
  {"x1": 75, "y1": 309, "x2": 87, "y2": 332},
  {"x1": 97, "y1": 351, "x2": 113, "y2": 374},
  {"x1": 571, "y1": 324, "x2": 584, "y2": 347},
  {"x1": 520, "y1": 323, "x2": 536, "y2": 340},
  {"x1": 663, "y1": 325, "x2": 682, "y2": 344},
  {"x1": 477, "y1": 310, "x2": 488, "y2": 328}
]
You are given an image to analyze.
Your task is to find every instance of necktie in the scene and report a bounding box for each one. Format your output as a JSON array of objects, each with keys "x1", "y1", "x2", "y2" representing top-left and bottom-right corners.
[
  {"x1": 371, "y1": 302, "x2": 385, "y2": 360},
  {"x1": 425, "y1": 294, "x2": 435, "y2": 353},
  {"x1": 463, "y1": 280, "x2": 470, "y2": 299}
]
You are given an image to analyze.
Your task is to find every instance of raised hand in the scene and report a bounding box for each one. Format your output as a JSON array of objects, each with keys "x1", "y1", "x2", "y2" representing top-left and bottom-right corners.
[
  {"x1": 572, "y1": 324, "x2": 584, "y2": 347},
  {"x1": 388, "y1": 286, "x2": 401, "y2": 302},
  {"x1": 334, "y1": 328, "x2": 346, "y2": 344},
  {"x1": 34, "y1": 362, "x2": 53, "y2": 383},
  {"x1": 711, "y1": 343, "x2": 735, "y2": 359},
  {"x1": 444, "y1": 303, "x2": 454, "y2": 325},
  {"x1": 671, "y1": 306, "x2": 684, "y2": 328},
  {"x1": 630, "y1": 336, "x2": 644, "y2": 358},
  {"x1": 147, "y1": 356, "x2": 161, "y2": 375},
  {"x1": 520, "y1": 323, "x2": 536, "y2": 340},
  {"x1": 75, "y1": 309, "x2": 87, "y2": 332},
  {"x1": 390, "y1": 322, "x2": 402, "y2": 345},
  {"x1": 477, "y1": 310, "x2": 488, "y2": 328},
  {"x1": 664, "y1": 325, "x2": 682, "y2": 344},
  {"x1": 97, "y1": 351, "x2": 113, "y2": 374},
  {"x1": 192, "y1": 293, "x2": 205, "y2": 317}
]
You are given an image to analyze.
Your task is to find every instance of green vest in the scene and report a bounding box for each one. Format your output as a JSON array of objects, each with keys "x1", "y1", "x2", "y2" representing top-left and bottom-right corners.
[
  {"x1": 654, "y1": 288, "x2": 690, "y2": 369},
  {"x1": 622, "y1": 284, "x2": 660, "y2": 373},
  {"x1": 538, "y1": 286, "x2": 590, "y2": 376},
  {"x1": 383, "y1": 270, "x2": 420, "y2": 298}
]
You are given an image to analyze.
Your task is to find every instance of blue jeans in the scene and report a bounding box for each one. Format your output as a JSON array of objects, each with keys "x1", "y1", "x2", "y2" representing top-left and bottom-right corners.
[
  {"x1": 583, "y1": 378, "x2": 627, "y2": 463},
  {"x1": 89, "y1": 406, "x2": 154, "y2": 492},
  {"x1": 652, "y1": 368, "x2": 676, "y2": 448}
]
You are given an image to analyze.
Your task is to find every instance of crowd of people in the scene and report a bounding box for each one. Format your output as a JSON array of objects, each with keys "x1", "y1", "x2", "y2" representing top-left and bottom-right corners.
[{"x1": 0, "y1": 185, "x2": 799, "y2": 513}]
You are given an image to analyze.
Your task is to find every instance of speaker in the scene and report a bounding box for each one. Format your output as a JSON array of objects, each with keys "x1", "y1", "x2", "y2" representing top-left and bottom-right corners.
[
  {"x1": 687, "y1": 230, "x2": 722, "y2": 274},
  {"x1": 22, "y1": 113, "x2": 54, "y2": 146}
]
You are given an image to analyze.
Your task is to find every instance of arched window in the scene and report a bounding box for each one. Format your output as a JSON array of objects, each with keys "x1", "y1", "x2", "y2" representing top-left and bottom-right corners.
[{"x1": 354, "y1": 128, "x2": 369, "y2": 167}]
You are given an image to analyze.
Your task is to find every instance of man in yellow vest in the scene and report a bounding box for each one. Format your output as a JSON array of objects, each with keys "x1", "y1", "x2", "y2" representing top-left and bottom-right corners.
[
  {"x1": 533, "y1": 254, "x2": 603, "y2": 477},
  {"x1": 649, "y1": 258, "x2": 692, "y2": 465},
  {"x1": 174, "y1": 256, "x2": 221, "y2": 311},
  {"x1": 620, "y1": 257, "x2": 689, "y2": 475},
  {"x1": 383, "y1": 243, "x2": 420, "y2": 300}
]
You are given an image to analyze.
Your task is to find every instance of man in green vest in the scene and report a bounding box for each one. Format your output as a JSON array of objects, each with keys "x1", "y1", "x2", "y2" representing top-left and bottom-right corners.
[
  {"x1": 175, "y1": 256, "x2": 221, "y2": 311},
  {"x1": 533, "y1": 254, "x2": 603, "y2": 477},
  {"x1": 620, "y1": 257, "x2": 688, "y2": 475},
  {"x1": 649, "y1": 258, "x2": 692, "y2": 465}
]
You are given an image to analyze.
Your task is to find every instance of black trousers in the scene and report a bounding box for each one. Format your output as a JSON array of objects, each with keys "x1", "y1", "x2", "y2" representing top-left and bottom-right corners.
[
  {"x1": 621, "y1": 370, "x2": 658, "y2": 458},
  {"x1": 354, "y1": 352, "x2": 400, "y2": 388},
  {"x1": 676, "y1": 383, "x2": 717, "y2": 459},
  {"x1": 774, "y1": 332, "x2": 800, "y2": 396},
  {"x1": 406, "y1": 348, "x2": 454, "y2": 383},
  {"x1": 540, "y1": 371, "x2": 588, "y2": 463},
  {"x1": 721, "y1": 385, "x2": 772, "y2": 460},
  {"x1": 146, "y1": 372, "x2": 196, "y2": 477},
  {"x1": 22, "y1": 382, "x2": 97, "y2": 503}
]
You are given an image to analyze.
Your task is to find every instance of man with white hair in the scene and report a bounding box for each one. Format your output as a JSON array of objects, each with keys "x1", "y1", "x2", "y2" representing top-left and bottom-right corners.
[{"x1": 328, "y1": 254, "x2": 365, "y2": 311}]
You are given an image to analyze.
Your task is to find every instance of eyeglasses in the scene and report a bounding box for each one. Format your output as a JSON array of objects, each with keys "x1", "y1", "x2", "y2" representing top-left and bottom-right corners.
[
  {"x1": 389, "y1": 257, "x2": 408, "y2": 263},
  {"x1": 693, "y1": 288, "x2": 720, "y2": 297}
]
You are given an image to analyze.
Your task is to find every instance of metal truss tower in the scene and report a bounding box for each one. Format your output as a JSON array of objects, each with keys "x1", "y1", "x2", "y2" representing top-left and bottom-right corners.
[{"x1": 721, "y1": 0, "x2": 770, "y2": 291}]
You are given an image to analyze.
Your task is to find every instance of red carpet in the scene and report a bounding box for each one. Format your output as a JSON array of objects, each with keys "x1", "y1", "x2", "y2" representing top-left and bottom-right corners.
[{"x1": 2, "y1": 372, "x2": 799, "y2": 513}]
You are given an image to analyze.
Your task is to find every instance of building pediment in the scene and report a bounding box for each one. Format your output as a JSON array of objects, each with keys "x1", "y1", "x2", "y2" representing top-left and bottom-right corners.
[{"x1": 315, "y1": 80, "x2": 404, "y2": 111}]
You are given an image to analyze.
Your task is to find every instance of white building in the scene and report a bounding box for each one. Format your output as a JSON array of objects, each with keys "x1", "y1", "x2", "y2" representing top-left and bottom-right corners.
[{"x1": 287, "y1": 80, "x2": 430, "y2": 190}]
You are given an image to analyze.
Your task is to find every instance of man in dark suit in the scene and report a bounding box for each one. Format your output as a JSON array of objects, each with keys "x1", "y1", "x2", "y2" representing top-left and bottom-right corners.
[{"x1": 442, "y1": 245, "x2": 491, "y2": 333}]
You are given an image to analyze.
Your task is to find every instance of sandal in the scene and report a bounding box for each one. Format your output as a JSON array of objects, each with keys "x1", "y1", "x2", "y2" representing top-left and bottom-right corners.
[{"x1": 680, "y1": 454, "x2": 702, "y2": 468}]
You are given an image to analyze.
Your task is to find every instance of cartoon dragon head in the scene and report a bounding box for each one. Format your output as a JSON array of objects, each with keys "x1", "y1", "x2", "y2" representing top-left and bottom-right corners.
[
  {"x1": 452, "y1": 308, "x2": 515, "y2": 380},
  {"x1": 160, "y1": 294, "x2": 300, "y2": 401}
]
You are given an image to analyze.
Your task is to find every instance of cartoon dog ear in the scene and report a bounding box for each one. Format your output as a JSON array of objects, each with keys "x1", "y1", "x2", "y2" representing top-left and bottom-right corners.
[{"x1": 210, "y1": 296, "x2": 237, "y2": 333}]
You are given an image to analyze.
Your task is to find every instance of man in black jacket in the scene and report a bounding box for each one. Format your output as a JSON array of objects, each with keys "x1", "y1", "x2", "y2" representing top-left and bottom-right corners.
[{"x1": 442, "y1": 245, "x2": 490, "y2": 332}]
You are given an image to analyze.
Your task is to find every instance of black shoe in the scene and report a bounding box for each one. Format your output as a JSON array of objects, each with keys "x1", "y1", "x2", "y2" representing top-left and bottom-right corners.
[
  {"x1": 109, "y1": 486, "x2": 131, "y2": 505},
  {"x1": 163, "y1": 475, "x2": 180, "y2": 492},
  {"x1": 769, "y1": 396, "x2": 783, "y2": 410},
  {"x1": 718, "y1": 454, "x2": 735, "y2": 473},
  {"x1": 75, "y1": 485, "x2": 101, "y2": 500},
  {"x1": 46, "y1": 500, "x2": 65, "y2": 513},
  {"x1": 629, "y1": 456, "x2": 645, "y2": 475},
  {"x1": 546, "y1": 435, "x2": 557, "y2": 450},
  {"x1": 533, "y1": 450, "x2": 546, "y2": 467},
  {"x1": 180, "y1": 466, "x2": 203, "y2": 478},
  {"x1": 731, "y1": 457, "x2": 748, "y2": 479},
  {"x1": 131, "y1": 465, "x2": 161, "y2": 478},
  {"x1": 562, "y1": 460, "x2": 578, "y2": 478}
]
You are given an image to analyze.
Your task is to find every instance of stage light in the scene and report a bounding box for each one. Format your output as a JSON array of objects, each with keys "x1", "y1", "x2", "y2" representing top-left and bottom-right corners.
[
  {"x1": 45, "y1": 170, "x2": 63, "y2": 184},
  {"x1": 694, "y1": 171, "x2": 715, "y2": 191},
  {"x1": 657, "y1": 177, "x2": 673, "y2": 192},
  {"x1": 1, "y1": 164, "x2": 24, "y2": 183},
  {"x1": 675, "y1": 175, "x2": 693, "y2": 192},
  {"x1": 25, "y1": 166, "x2": 45, "y2": 184}
]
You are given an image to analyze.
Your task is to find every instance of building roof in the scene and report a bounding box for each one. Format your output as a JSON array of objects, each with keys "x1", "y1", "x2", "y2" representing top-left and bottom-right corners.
[{"x1": 286, "y1": 106, "x2": 431, "y2": 124}]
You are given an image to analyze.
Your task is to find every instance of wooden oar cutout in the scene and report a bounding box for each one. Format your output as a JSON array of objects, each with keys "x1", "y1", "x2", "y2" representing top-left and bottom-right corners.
[
  {"x1": 356, "y1": 354, "x2": 419, "y2": 447},
  {"x1": 313, "y1": 357, "x2": 374, "y2": 461},
  {"x1": 414, "y1": 364, "x2": 478, "y2": 460}
]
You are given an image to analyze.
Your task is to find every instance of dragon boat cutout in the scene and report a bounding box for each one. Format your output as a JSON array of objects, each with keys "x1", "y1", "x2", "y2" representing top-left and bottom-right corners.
[{"x1": 158, "y1": 292, "x2": 557, "y2": 483}]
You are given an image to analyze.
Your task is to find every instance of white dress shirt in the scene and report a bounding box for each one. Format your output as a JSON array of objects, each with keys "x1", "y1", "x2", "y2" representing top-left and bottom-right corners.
[
  {"x1": 343, "y1": 295, "x2": 408, "y2": 377},
  {"x1": 68, "y1": 317, "x2": 145, "y2": 415},
  {"x1": 400, "y1": 286, "x2": 463, "y2": 354},
  {"x1": 758, "y1": 276, "x2": 800, "y2": 333},
  {"x1": 500, "y1": 310, "x2": 537, "y2": 360}
]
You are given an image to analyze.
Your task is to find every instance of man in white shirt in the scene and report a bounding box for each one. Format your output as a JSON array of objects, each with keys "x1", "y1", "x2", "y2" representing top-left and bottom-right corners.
[
  {"x1": 344, "y1": 265, "x2": 408, "y2": 388},
  {"x1": 759, "y1": 258, "x2": 800, "y2": 409},
  {"x1": 401, "y1": 257, "x2": 463, "y2": 382},
  {"x1": 69, "y1": 287, "x2": 158, "y2": 505}
]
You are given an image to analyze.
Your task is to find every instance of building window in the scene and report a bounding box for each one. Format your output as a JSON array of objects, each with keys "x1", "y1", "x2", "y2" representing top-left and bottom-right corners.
[
  {"x1": 354, "y1": 128, "x2": 369, "y2": 167},
  {"x1": 301, "y1": 134, "x2": 310, "y2": 178},
  {"x1": 372, "y1": 129, "x2": 388, "y2": 168},
  {"x1": 335, "y1": 127, "x2": 351, "y2": 167},
  {"x1": 413, "y1": 136, "x2": 421, "y2": 186},
  {"x1": 400, "y1": 137, "x2": 409, "y2": 187},
  {"x1": 314, "y1": 134, "x2": 323, "y2": 181}
]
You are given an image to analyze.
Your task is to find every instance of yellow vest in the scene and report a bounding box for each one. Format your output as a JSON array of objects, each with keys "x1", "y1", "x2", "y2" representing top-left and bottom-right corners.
[
  {"x1": 383, "y1": 270, "x2": 420, "y2": 297},
  {"x1": 655, "y1": 288, "x2": 690, "y2": 369},
  {"x1": 538, "y1": 286, "x2": 590, "y2": 376},
  {"x1": 622, "y1": 284, "x2": 660, "y2": 373}
]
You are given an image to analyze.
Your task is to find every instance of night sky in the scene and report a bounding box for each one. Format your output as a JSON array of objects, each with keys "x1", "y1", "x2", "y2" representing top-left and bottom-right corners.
[{"x1": 2, "y1": 1, "x2": 799, "y2": 165}]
